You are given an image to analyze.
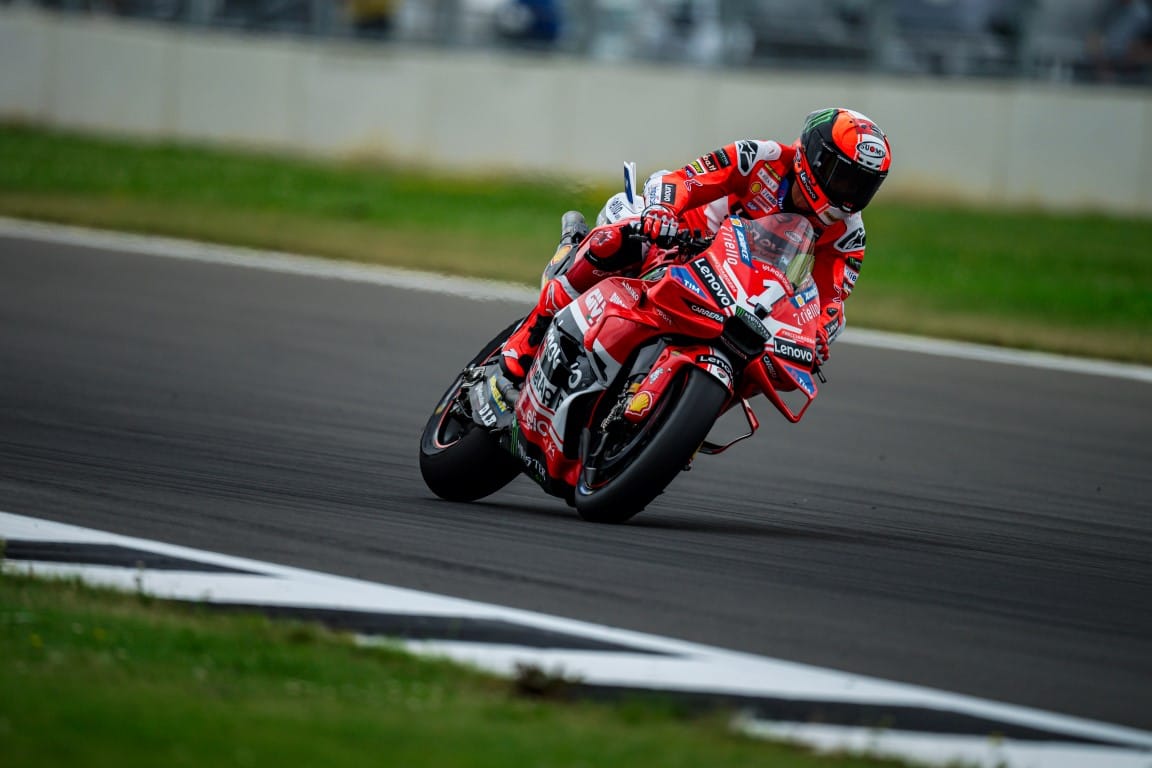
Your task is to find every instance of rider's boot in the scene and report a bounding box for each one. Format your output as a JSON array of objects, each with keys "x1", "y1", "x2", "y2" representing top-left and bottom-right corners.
[
  {"x1": 498, "y1": 311, "x2": 551, "y2": 383},
  {"x1": 497, "y1": 211, "x2": 588, "y2": 384}
]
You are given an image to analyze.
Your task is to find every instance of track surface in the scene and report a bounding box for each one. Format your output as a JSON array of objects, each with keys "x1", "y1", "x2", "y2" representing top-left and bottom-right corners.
[{"x1": 2, "y1": 234, "x2": 1149, "y2": 729}]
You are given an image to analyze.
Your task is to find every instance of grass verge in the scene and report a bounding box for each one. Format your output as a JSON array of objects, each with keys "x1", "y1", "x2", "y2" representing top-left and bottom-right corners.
[
  {"x1": 1, "y1": 123, "x2": 1149, "y2": 363},
  {"x1": 0, "y1": 569, "x2": 913, "y2": 768}
]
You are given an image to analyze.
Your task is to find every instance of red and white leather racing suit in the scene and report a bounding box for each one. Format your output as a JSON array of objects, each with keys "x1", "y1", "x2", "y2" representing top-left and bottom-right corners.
[{"x1": 500, "y1": 138, "x2": 866, "y2": 378}]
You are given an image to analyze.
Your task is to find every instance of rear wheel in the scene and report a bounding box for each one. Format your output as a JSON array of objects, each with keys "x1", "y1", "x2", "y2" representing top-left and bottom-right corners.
[
  {"x1": 575, "y1": 366, "x2": 728, "y2": 523},
  {"x1": 419, "y1": 320, "x2": 524, "y2": 502}
]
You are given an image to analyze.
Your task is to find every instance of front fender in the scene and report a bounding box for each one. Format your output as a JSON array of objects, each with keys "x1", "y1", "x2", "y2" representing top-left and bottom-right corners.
[{"x1": 622, "y1": 343, "x2": 735, "y2": 423}]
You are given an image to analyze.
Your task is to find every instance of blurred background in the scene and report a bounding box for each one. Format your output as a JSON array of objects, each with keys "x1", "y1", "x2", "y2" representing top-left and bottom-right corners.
[
  {"x1": 1, "y1": 0, "x2": 1150, "y2": 218},
  {"x1": 7, "y1": 0, "x2": 1151, "y2": 86}
]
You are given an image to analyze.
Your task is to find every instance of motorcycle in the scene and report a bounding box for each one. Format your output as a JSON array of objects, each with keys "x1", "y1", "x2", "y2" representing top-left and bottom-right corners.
[{"x1": 419, "y1": 171, "x2": 825, "y2": 524}]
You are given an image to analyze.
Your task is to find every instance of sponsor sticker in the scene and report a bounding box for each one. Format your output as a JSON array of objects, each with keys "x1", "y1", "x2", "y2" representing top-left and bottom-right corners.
[
  {"x1": 774, "y1": 337, "x2": 815, "y2": 367},
  {"x1": 661, "y1": 183, "x2": 677, "y2": 205},
  {"x1": 691, "y1": 258, "x2": 735, "y2": 308},
  {"x1": 713, "y1": 148, "x2": 731, "y2": 168},
  {"x1": 791, "y1": 283, "x2": 818, "y2": 308},
  {"x1": 757, "y1": 167, "x2": 781, "y2": 191},
  {"x1": 670, "y1": 266, "x2": 706, "y2": 298},
  {"x1": 783, "y1": 363, "x2": 816, "y2": 397},
  {"x1": 686, "y1": 301, "x2": 724, "y2": 323},
  {"x1": 626, "y1": 391, "x2": 653, "y2": 417},
  {"x1": 489, "y1": 376, "x2": 509, "y2": 413},
  {"x1": 835, "y1": 228, "x2": 866, "y2": 252},
  {"x1": 856, "y1": 140, "x2": 887, "y2": 170},
  {"x1": 700, "y1": 154, "x2": 719, "y2": 173},
  {"x1": 736, "y1": 140, "x2": 759, "y2": 175},
  {"x1": 732, "y1": 225, "x2": 751, "y2": 267},
  {"x1": 697, "y1": 353, "x2": 734, "y2": 381},
  {"x1": 735, "y1": 305, "x2": 771, "y2": 340},
  {"x1": 798, "y1": 169, "x2": 818, "y2": 200}
]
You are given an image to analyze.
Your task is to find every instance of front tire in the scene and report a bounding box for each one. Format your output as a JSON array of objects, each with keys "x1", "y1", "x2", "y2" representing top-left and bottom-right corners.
[
  {"x1": 575, "y1": 366, "x2": 728, "y2": 523},
  {"x1": 419, "y1": 320, "x2": 524, "y2": 502}
]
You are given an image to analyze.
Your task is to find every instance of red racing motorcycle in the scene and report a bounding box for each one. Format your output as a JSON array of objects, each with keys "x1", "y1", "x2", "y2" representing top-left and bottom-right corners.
[{"x1": 419, "y1": 212, "x2": 824, "y2": 523}]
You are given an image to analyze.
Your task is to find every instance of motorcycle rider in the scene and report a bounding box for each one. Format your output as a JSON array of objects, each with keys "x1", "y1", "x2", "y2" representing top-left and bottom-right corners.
[{"x1": 498, "y1": 107, "x2": 892, "y2": 384}]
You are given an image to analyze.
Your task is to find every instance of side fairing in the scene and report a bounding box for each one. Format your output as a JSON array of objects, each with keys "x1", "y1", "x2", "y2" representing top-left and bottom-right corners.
[{"x1": 515, "y1": 280, "x2": 646, "y2": 465}]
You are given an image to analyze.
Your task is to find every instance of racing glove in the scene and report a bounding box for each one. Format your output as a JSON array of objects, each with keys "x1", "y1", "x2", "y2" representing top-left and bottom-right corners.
[
  {"x1": 641, "y1": 204, "x2": 679, "y2": 245},
  {"x1": 815, "y1": 324, "x2": 831, "y2": 365}
]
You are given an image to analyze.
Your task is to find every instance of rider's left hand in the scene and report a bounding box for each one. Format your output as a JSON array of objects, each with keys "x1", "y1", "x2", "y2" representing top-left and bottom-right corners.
[{"x1": 815, "y1": 325, "x2": 830, "y2": 365}]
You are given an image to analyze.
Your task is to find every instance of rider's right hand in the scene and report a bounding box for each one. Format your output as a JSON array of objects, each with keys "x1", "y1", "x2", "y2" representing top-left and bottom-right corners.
[{"x1": 641, "y1": 204, "x2": 679, "y2": 245}]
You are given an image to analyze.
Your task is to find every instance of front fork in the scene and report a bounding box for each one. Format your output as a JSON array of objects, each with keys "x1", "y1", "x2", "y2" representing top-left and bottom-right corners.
[{"x1": 620, "y1": 343, "x2": 735, "y2": 426}]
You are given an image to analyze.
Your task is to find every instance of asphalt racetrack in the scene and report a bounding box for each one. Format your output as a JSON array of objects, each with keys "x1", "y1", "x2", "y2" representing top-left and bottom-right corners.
[{"x1": 1, "y1": 232, "x2": 1149, "y2": 731}]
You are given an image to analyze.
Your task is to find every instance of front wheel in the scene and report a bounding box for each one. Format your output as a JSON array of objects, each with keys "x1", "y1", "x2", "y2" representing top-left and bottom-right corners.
[
  {"x1": 419, "y1": 320, "x2": 524, "y2": 502},
  {"x1": 575, "y1": 366, "x2": 728, "y2": 524}
]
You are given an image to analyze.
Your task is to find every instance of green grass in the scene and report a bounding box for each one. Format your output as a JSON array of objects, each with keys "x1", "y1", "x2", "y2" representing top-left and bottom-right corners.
[
  {"x1": 1, "y1": 123, "x2": 1149, "y2": 362},
  {"x1": 0, "y1": 570, "x2": 914, "y2": 768}
]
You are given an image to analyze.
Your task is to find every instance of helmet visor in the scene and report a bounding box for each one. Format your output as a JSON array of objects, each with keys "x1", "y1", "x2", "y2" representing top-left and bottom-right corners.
[{"x1": 805, "y1": 137, "x2": 886, "y2": 212}]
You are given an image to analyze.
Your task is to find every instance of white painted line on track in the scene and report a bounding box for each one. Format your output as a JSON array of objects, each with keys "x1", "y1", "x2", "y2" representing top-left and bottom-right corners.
[
  {"x1": 2, "y1": 215, "x2": 1150, "y2": 385},
  {"x1": 3, "y1": 510, "x2": 1151, "y2": 768}
]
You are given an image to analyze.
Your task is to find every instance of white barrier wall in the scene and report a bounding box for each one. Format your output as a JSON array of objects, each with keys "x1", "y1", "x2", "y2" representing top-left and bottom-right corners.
[{"x1": 2, "y1": 6, "x2": 1150, "y2": 216}]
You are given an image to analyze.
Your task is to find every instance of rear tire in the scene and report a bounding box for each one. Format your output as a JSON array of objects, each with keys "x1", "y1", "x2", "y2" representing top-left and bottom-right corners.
[
  {"x1": 575, "y1": 367, "x2": 727, "y2": 523},
  {"x1": 419, "y1": 320, "x2": 524, "y2": 502}
]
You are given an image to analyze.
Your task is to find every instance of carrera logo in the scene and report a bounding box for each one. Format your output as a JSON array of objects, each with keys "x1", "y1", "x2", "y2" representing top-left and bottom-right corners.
[
  {"x1": 686, "y1": 302, "x2": 724, "y2": 323},
  {"x1": 691, "y1": 258, "x2": 734, "y2": 308},
  {"x1": 774, "y1": 338, "x2": 814, "y2": 367}
]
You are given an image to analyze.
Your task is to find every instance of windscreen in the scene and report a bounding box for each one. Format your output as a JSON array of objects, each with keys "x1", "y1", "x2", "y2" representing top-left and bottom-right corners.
[{"x1": 735, "y1": 214, "x2": 816, "y2": 289}]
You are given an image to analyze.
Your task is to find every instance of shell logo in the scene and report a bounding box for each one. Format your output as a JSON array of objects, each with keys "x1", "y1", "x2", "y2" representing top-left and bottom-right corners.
[{"x1": 626, "y1": 391, "x2": 653, "y2": 416}]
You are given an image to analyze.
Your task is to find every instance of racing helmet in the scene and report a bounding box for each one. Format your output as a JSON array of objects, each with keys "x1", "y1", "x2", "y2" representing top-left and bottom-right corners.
[{"x1": 793, "y1": 108, "x2": 891, "y2": 223}]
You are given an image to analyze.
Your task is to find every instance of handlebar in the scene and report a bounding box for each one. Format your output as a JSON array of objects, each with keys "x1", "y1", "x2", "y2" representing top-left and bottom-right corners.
[{"x1": 625, "y1": 222, "x2": 714, "y2": 257}]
